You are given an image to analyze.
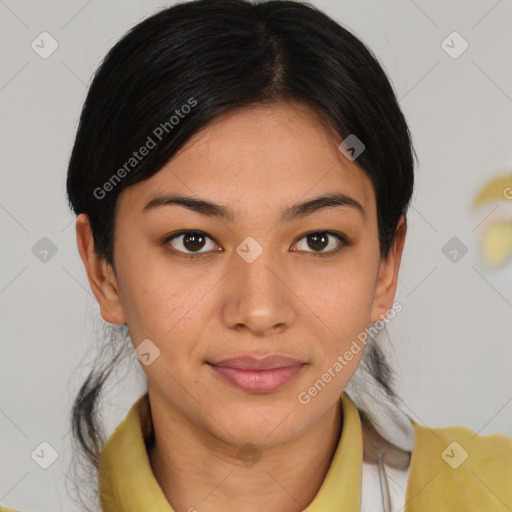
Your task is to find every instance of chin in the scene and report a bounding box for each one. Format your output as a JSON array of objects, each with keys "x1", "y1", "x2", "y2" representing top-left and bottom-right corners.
[{"x1": 204, "y1": 401, "x2": 309, "y2": 447}]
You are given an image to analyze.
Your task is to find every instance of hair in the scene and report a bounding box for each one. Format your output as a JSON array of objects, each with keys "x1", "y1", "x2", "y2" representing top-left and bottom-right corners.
[{"x1": 65, "y1": 0, "x2": 416, "y2": 509}]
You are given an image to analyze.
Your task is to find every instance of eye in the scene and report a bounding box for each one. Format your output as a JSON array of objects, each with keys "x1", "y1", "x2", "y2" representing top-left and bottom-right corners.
[
  {"x1": 291, "y1": 231, "x2": 349, "y2": 256},
  {"x1": 163, "y1": 229, "x2": 350, "y2": 259},
  {"x1": 164, "y1": 230, "x2": 221, "y2": 258}
]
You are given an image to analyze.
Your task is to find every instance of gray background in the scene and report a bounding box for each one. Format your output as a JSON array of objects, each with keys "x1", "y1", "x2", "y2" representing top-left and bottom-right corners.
[{"x1": 1, "y1": 0, "x2": 511, "y2": 510}]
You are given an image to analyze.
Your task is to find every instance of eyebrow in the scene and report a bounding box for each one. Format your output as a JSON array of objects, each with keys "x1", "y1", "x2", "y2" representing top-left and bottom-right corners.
[{"x1": 143, "y1": 192, "x2": 365, "y2": 222}]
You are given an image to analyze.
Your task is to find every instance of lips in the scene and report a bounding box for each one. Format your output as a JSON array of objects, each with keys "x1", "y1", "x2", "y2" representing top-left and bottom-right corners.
[
  {"x1": 209, "y1": 355, "x2": 304, "y2": 370},
  {"x1": 207, "y1": 355, "x2": 306, "y2": 393}
]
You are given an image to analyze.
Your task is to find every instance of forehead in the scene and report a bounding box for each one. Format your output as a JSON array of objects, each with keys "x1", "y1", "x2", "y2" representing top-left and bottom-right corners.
[{"x1": 117, "y1": 102, "x2": 376, "y2": 221}]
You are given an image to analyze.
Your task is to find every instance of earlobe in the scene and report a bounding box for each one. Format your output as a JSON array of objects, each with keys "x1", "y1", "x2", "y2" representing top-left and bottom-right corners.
[
  {"x1": 100, "y1": 305, "x2": 122, "y2": 324},
  {"x1": 370, "y1": 216, "x2": 407, "y2": 323},
  {"x1": 75, "y1": 213, "x2": 126, "y2": 325}
]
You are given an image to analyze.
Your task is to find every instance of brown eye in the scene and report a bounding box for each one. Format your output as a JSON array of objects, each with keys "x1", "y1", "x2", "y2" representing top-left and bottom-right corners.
[
  {"x1": 306, "y1": 232, "x2": 329, "y2": 251},
  {"x1": 182, "y1": 232, "x2": 206, "y2": 251},
  {"x1": 165, "y1": 231, "x2": 220, "y2": 256},
  {"x1": 292, "y1": 231, "x2": 348, "y2": 255}
]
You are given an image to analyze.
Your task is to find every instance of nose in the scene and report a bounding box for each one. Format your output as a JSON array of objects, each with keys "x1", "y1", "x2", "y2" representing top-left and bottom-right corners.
[{"x1": 221, "y1": 243, "x2": 295, "y2": 337}]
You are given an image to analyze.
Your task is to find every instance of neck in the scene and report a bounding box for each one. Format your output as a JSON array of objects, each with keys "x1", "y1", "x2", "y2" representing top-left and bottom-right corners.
[{"x1": 147, "y1": 396, "x2": 343, "y2": 512}]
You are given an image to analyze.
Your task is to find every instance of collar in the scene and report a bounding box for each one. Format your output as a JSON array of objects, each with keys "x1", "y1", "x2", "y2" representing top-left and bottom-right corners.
[{"x1": 98, "y1": 392, "x2": 363, "y2": 511}]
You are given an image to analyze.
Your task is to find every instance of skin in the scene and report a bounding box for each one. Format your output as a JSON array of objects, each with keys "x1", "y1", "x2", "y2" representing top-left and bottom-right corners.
[{"x1": 76, "y1": 101, "x2": 406, "y2": 512}]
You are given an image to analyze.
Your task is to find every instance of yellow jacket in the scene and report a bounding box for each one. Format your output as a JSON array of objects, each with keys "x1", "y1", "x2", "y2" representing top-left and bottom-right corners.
[{"x1": 2, "y1": 392, "x2": 511, "y2": 511}]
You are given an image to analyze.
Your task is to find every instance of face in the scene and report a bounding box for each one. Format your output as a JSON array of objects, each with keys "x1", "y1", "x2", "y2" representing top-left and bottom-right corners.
[{"x1": 77, "y1": 101, "x2": 405, "y2": 448}]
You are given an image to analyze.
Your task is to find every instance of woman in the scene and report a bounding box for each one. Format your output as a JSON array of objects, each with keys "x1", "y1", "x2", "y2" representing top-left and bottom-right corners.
[{"x1": 2, "y1": 0, "x2": 510, "y2": 511}]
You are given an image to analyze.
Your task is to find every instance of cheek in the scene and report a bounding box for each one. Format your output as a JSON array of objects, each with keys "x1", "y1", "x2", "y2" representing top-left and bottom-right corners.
[
  {"x1": 121, "y1": 277, "x2": 191, "y2": 343},
  {"x1": 297, "y1": 252, "x2": 379, "y2": 343},
  {"x1": 112, "y1": 245, "x2": 180, "y2": 341},
  {"x1": 115, "y1": 251, "x2": 217, "y2": 360}
]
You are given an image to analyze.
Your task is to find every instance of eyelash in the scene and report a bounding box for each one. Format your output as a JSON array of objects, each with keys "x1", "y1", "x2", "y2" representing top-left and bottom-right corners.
[{"x1": 162, "y1": 230, "x2": 351, "y2": 259}]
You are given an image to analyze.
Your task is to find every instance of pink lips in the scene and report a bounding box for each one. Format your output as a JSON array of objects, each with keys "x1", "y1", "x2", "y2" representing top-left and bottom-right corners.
[{"x1": 208, "y1": 355, "x2": 306, "y2": 393}]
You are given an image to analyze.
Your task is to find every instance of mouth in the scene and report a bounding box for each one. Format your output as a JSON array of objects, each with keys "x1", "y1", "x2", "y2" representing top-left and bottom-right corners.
[{"x1": 207, "y1": 355, "x2": 307, "y2": 393}]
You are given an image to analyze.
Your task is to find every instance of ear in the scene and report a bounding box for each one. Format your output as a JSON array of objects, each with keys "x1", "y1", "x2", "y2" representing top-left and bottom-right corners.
[
  {"x1": 75, "y1": 213, "x2": 126, "y2": 325},
  {"x1": 370, "y1": 216, "x2": 406, "y2": 323}
]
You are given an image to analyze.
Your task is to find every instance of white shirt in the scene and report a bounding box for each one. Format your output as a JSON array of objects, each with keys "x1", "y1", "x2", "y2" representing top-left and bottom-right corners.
[{"x1": 361, "y1": 460, "x2": 409, "y2": 512}]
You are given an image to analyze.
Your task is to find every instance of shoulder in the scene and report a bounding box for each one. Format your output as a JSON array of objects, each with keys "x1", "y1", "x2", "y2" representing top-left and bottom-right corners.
[
  {"x1": 413, "y1": 421, "x2": 512, "y2": 467},
  {"x1": 407, "y1": 421, "x2": 512, "y2": 509}
]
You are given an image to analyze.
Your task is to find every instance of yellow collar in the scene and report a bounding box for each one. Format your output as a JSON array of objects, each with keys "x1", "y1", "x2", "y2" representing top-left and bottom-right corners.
[
  {"x1": 98, "y1": 392, "x2": 512, "y2": 511},
  {"x1": 98, "y1": 392, "x2": 362, "y2": 511}
]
